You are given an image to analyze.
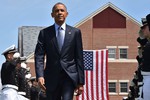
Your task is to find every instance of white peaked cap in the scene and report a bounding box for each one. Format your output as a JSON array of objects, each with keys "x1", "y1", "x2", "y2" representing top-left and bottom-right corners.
[{"x1": 1, "y1": 45, "x2": 17, "y2": 55}]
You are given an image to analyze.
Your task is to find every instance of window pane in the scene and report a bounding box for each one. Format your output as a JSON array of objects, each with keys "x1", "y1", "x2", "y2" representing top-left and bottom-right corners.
[
  {"x1": 120, "y1": 54, "x2": 127, "y2": 58},
  {"x1": 108, "y1": 48, "x2": 116, "y2": 59},
  {"x1": 109, "y1": 82, "x2": 116, "y2": 92},
  {"x1": 121, "y1": 83, "x2": 127, "y2": 87},
  {"x1": 120, "y1": 49, "x2": 127, "y2": 59},
  {"x1": 109, "y1": 54, "x2": 115, "y2": 58},
  {"x1": 121, "y1": 88, "x2": 128, "y2": 92},
  {"x1": 120, "y1": 82, "x2": 128, "y2": 92},
  {"x1": 108, "y1": 49, "x2": 115, "y2": 53},
  {"x1": 109, "y1": 83, "x2": 115, "y2": 87},
  {"x1": 120, "y1": 49, "x2": 127, "y2": 53}
]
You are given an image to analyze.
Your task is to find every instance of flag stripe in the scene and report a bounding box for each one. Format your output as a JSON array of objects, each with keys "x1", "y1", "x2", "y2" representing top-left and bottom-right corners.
[
  {"x1": 96, "y1": 51, "x2": 99, "y2": 100},
  {"x1": 101, "y1": 51, "x2": 104, "y2": 100},
  {"x1": 86, "y1": 71, "x2": 89, "y2": 100},
  {"x1": 98, "y1": 51, "x2": 102, "y2": 99},
  {"x1": 93, "y1": 51, "x2": 96, "y2": 100},
  {"x1": 91, "y1": 67, "x2": 94, "y2": 100},
  {"x1": 89, "y1": 71, "x2": 92, "y2": 100},
  {"x1": 77, "y1": 50, "x2": 109, "y2": 100},
  {"x1": 103, "y1": 50, "x2": 109, "y2": 100},
  {"x1": 106, "y1": 50, "x2": 109, "y2": 100}
]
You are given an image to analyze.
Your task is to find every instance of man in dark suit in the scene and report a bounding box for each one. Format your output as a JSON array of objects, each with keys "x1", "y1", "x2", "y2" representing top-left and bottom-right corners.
[{"x1": 34, "y1": 2, "x2": 85, "y2": 100}]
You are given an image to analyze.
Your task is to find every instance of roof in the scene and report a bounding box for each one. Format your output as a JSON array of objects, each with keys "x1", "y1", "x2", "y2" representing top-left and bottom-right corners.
[{"x1": 74, "y1": 2, "x2": 142, "y2": 28}]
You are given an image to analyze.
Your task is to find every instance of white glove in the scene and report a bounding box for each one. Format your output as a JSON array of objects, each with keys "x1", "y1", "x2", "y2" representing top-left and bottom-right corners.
[
  {"x1": 25, "y1": 74, "x2": 31, "y2": 79},
  {"x1": 13, "y1": 52, "x2": 20, "y2": 58},
  {"x1": 21, "y1": 62, "x2": 27, "y2": 68}
]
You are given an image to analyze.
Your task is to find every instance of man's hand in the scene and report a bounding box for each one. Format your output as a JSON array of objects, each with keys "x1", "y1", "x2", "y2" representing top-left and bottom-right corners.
[
  {"x1": 74, "y1": 85, "x2": 84, "y2": 96},
  {"x1": 38, "y1": 77, "x2": 46, "y2": 91}
]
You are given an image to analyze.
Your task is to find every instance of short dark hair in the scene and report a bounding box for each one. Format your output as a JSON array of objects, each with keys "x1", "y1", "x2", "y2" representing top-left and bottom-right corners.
[{"x1": 52, "y1": 2, "x2": 67, "y2": 13}]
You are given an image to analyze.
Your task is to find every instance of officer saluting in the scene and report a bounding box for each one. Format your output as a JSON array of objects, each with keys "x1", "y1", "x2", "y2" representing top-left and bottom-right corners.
[
  {"x1": 140, "y1": 14, "x2": 150, "y2": 100},
  {"x1": 18, "y1": 57, "x2": 31, "y2": 99},
  {"x1": 0, "y1": 45, "x2": 29, "y2": 100}
]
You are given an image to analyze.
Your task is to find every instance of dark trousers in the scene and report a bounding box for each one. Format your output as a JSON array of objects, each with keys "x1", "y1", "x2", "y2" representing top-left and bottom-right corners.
[{"x1": 46, "y1": 71, "x2": 75, "y2": 100}]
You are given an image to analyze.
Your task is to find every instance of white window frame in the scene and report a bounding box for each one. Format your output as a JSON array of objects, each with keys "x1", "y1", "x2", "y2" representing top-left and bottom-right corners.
[
  {"x1": 119, "y1": 80, "x2": 129, "y2": 95},
  {"x1": 118, "y1": 46, "x2": 128, "y2": 59},
  {"x1": 106, "y1": 46, "x2": 117, "y2": 60},
  {"x1": 108, "y1": 80, "x2": 117, "y2": 95}
]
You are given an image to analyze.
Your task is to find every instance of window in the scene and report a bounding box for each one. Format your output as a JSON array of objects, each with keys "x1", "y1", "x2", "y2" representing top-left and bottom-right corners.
[
  {"x1": 119, "y1": 48, "x2": 127, "y2": 59},
  {"x1": 108, "y1": 48, "x2": 116, "y2": 59},
  {"x1": 106, "y1": 46, "x2": 117, "y2": 59},
  {"x1": 120, "y1": 82, "x2": 128, "y2": 93},
  {"x1": 109, "y1": 82, "x2": 116, "y2": 92}
]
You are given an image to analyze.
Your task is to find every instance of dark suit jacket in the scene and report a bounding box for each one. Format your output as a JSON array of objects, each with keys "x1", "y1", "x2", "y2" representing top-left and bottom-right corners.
[
  {"x1": 34, "y1": 24, "x2": 85, "y2": 91},
  {"x1": 142, "y1": 42, "x2": 150, "y2": 72},
  {"x1": 1, "y1": 60, "x2": 18, "y2": 86}
]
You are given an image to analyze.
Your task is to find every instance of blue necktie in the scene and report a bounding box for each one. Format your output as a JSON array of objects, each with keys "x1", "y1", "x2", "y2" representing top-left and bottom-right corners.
[{"x1": 57, "y1": 27, "x2": 64, "y2": 51}]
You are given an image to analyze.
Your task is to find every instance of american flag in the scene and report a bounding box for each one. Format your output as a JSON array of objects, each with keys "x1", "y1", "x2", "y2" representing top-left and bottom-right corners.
[{"x1": 76, "y1": 49, "x2": 109, "y2": 100}]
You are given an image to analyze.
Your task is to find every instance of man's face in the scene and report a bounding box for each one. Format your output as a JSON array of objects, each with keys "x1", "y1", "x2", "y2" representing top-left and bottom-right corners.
[
  {"x1": 141, "y1": 25, "x2": 150, "y2": 38},
  {"x1": 51, "y1": 4, "x2": 68, "y2": 25},
  {"x1": 6, "y1": 52, "x2": 15, "y2": 61}
]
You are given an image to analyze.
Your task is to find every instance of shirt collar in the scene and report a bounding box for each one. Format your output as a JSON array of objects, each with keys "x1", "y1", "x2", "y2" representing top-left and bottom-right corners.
[{"x1": 54, "y1": 23, "x2": 66, "y2": 31}]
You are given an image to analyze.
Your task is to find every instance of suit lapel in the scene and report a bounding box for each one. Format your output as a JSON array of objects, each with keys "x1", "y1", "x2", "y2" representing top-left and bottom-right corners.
[{"x1": 48, "y1": 25, "x2": 60, "y2": 54}]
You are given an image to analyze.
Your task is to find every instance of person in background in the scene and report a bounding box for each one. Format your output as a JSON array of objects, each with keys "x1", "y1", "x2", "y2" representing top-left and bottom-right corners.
[
  {"x1": 30, "y1": 77, "x2": 46, "y2": 100},
  {"x1": 34, "y1": 2, "x2": 85, "y2": 100},
  {"x1": 18, "y1": 57, "x2": 31, "y2": 99},
  {"x1": 140, "y1": 14, "x2": 150, "y2": 100},
  {"x1": 0, "y1": 45, "x2": 29, "y2": 100}
]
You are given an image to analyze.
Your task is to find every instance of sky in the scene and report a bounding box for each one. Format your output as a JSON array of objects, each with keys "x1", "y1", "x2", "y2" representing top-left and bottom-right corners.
[{"x1": 0, "y1": 1, "x2": 150, "y2": 68}]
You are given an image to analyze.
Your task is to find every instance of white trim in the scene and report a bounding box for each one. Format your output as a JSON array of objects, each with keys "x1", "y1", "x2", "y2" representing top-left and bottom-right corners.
[
  {"x1": 118, "y1": 46, "x2": 129, "y2": 48},
  {"x1": 119, "y1": 58, "x2": 128, "y2": 60},
  {"x1": 108, "y1": 58, "x2": 116, "y2": 60},
  {"x1": 108, "y1": 59, "x2": 137, "y2": 63},
  {"x1": 2, "y1": 84, "x2": 18, "y2": 90},
  {"x1": 108, "y1": 80, "x2": 117, "y2": 82},
  {"x1": 109, "y1": 93, "x2": 118, "y2": 95},
  {"x1": 106, "y1": 46, "x2": 117, "y2": 48},
  {"x1": 119, "y1": 80, "x2": 129, "y2": 82},
  {"x1": 123, "y1": 97, "x2": 128, "y2": 99},
  {"x1": 119, "y1": 93, "x2": 128, "y2": 95},
  {"x1": 18, "y1": 91, "x2": 26, "y2": 95}
]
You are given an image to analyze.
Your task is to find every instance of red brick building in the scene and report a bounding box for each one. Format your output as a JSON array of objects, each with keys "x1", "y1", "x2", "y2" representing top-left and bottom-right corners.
[{"x1": 25, "y1": 2, "x2": 141, "y2": 100}]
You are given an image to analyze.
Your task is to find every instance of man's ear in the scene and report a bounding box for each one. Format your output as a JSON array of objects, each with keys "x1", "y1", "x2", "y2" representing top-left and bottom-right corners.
[
  {"x1": 66, "y1": 12, "x2": 68, "y2": 17},
  {"x1": 51, "y1": 13, "x2": 54, "y2": 18}
]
